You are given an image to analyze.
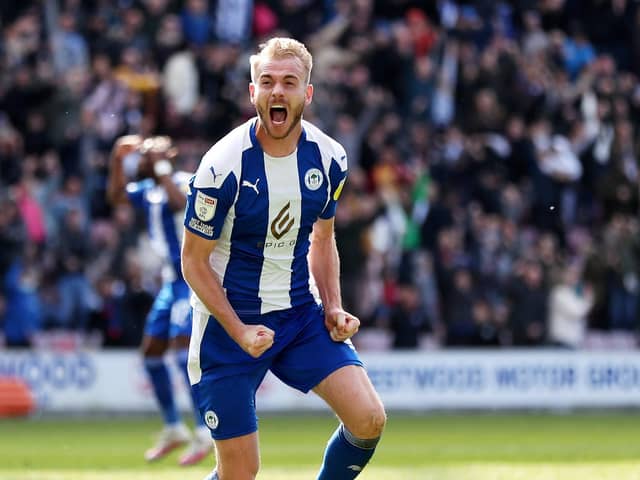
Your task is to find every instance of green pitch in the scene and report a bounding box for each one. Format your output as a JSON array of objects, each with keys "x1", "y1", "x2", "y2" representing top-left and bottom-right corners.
[{"x1": 1, "y1": 412, "x2": 639, "y2": 479}]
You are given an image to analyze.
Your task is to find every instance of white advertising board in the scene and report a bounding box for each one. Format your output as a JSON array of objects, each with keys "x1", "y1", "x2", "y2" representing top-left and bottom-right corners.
[{"x1": 2, "y1": 350, "x2": 640, "y2": 412}]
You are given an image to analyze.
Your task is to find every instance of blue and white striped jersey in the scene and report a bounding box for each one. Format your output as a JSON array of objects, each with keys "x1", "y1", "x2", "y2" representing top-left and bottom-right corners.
[
  {"x1": 184, "y1": 118, "x2": 348, "y2": 315},
  {"x1": 127, "y1": 171, "x2": 191, "y2": 281}
]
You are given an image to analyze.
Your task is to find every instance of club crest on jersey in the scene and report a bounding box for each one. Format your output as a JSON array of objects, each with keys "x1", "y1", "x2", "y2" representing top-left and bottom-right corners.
[
  {"x1": 204, "y1": 410, "x2": 219, "y2": 430},
  {"x1": 304, "y1": 168, "x2": 323, "y2": 191},
  {"x1": 195, "y1": 191, "x2": 217, "y2": 221}
]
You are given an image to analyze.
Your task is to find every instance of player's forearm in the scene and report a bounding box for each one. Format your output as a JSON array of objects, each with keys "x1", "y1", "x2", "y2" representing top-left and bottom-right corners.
[
  {"x1": 107, "y1": 136, "x2": 142, "y2": 205},
  {"x1": 309, "y1": 232, "x2": 342, "y2": 311},
  {"x1": 106, "y1": 149, "x2": 128, "y2": 205},
  {"x1": 157, "y1": 173, "x2": 186, "y2": 211},
  {"x1": 181, "y1": 255, "x2": 246, "y2": 340}
]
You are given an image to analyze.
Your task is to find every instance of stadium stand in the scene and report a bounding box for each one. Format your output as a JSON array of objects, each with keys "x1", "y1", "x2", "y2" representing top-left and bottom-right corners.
[{"x1": 0, "y1": 0, "x2": 638, "y2": 351}]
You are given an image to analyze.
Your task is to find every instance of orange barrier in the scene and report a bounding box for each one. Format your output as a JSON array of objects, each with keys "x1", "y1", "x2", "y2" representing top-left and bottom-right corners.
[{"x1": 0, "y1": 377, "x2": 36, "y2": 417}]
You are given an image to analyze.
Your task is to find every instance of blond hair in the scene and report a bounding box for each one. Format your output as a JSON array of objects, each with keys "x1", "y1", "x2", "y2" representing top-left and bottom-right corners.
[{"x1": 250, "y1": 37, "x2": 313, "y2": 84}]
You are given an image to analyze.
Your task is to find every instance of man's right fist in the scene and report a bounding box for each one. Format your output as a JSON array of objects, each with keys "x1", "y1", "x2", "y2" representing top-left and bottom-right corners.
[{"x1": 238, "y1": 325, "x2": 275, "y2": 358}]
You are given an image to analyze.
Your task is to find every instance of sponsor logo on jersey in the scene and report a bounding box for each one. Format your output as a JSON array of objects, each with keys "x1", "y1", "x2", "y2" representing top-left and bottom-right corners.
[
  {"x1": 204, "y1": 410, "x2": 219, "y2": 430},
  {"x1": 304, "y1": 168, "x2": 323, "y2": 191},
  {"x1": 189, "y1": 218, "x2": 214, "y2": 237},
  {"x1": 258, "y1": 239, "x2": 297, "y2": 249},
  {"x1": 195, "y1": 191, "x2": 217, "y2": 221},
  {"x1": 271, "y1": 202, "x2": 294, "y2": 240}
]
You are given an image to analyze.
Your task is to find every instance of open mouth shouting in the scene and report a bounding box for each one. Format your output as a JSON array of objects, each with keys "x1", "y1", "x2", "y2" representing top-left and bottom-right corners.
[{"x1": 270, "y1": 104, "x2": 288, "y2": 126}]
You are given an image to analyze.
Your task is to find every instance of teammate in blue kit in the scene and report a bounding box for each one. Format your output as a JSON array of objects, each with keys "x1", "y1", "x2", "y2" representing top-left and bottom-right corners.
[
  {"x1": 107, "y1": 135, "x2": 213, "y2": 466},
  {"x1": 181, "y1": 37, "x2": 386, "y2": 480}
]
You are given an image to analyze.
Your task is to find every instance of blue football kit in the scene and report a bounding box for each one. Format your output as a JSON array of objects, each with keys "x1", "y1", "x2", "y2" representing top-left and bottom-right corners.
[
  {"x1": 126, "y1": 172, "x2": 193, "y2": 339},
  {"x1": 183, "y1": 118, "x2": 363, "y2": 439}
]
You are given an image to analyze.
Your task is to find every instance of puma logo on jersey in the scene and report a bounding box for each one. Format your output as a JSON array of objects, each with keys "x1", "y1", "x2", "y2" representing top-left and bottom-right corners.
[
  {"x1": 209, "y1": 166, "x2": 222, "y2": 186},
  {"x1": 242, "y1": 178, "x2": 260, "y2": 194},
  {"x1": 334, "y1": 154, "x2": 347, "y2": 171}
]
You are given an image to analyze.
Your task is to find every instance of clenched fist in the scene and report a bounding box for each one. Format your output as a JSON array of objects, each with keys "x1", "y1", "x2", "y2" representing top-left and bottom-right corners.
[
  {"x1": 114, "y1": 134, "x2": 143, "y2": 153},
  {"x1": 325, "y1": 309, "x2": 360, "y2": 342},
  {"x1": 238, "y1": 324, "x2": 275, "y2": 358}
]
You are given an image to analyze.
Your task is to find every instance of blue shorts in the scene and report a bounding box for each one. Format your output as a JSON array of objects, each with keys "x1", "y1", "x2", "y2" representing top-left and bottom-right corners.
[
  {"x1": 191, "y1": 301, "x2": 363, "y2": 440},
  {"x1": 144, "y1": 279, "x2": 192, "y2": 339}
]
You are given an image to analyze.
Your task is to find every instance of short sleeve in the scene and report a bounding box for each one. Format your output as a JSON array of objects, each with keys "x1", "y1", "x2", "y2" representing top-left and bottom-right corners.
[
  {"x1": 183, "y1": 170, "x2": 237, "y2": 240},
  {"x1": 319, "y1": 151, "x2": 348, "y2": 220}
]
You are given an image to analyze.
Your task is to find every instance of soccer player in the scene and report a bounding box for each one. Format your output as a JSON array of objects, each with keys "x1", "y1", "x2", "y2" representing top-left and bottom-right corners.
[
  {"x1": 181, "y1": 37, "x2": 386, "y2": 480},
  {"x1": 107, "y1": 135, "x2": 213, "y2": 466}
]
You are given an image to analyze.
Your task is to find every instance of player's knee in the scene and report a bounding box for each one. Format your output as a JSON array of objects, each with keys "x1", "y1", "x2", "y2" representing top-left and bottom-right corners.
[
  {"x1": 368, "y1": 404, "x2": 387, "y2": 437},
  {"x1": 248, "y1": 456, "x2": 260, "y2": 478},
  {"x1": 353, "y1": 403, "x2": 387, "y2": 439}
]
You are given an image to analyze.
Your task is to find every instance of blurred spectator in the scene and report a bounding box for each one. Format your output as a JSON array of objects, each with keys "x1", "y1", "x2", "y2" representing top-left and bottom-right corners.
[
  {"x1": 563, "y1": 24, "x2": 595, "y2": 80},
  {"x1": 55, "y1": 207, "x2": 95, "y2": 331},
  {"x1": 162, "y1": 40, "x2": 199, "y2": 116},
  {"x1": 181, "y1": 0, "x2": 212, "y2": 46},
  {"x1": 46, "y1": 68, "x2": 88, "y2": 177},
  {"x1": 214, "y1": 0, "x2": 253, "y2": 44},
  {"x1": 548, "y1": 261, "x2": 594, "y2": 348},
  {"x1": 444, "y1": 266, "x2": 478, "y2": 346},
  {"x1": 51, "y1": 11, "x2": 90, "y2": 75},
  {"x1": 13, "y1": 181, "x2": 47, "y2": 245},
  {"x1": 2, "y1": 250, "x2": 42, "y2": 347},
  {"x1": 602, "y1": 215, "x2": 640, "y2": 331},
  {"x1": 506, "y1": 260, "x2": 549, "y2": 346},
  {"x1": 82, "y1": 53, "x2": 129, "y2": 151},
  {"x1": 0, "y1": 193, "x2": 26, "y2": 279},
  {"x1": 335, "y1": 168, "x2": 381, "y2": 319},
  {"x1": 521, "y1": 10, "x2": 549, "y2": 57},
  {"x1": 388, "y1": 281, "x2": 430, "y2": 349},
  {"x1": 140, "y1": 0, "x2": 174, "y2": 42}
]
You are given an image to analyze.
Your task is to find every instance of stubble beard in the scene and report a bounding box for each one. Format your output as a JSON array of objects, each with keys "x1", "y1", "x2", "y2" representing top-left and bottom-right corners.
[{"x1": 257, "y1": 103, "x2": 305, "y2": 141}]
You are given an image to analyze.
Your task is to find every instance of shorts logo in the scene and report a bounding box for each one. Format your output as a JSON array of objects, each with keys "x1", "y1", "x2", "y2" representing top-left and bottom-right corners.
[
  {"x1": 204, "y1": 410, "x2": 219, "y2": 430},
  {"x1": 271, "y1": 202, "x2": 294, "y2": 240},
  {"x1": 304, "y1": 168, "x2": 323, "y2": 191},
  {"x1": 195, "y1": 191, "x2": 217, "y2": 221}
]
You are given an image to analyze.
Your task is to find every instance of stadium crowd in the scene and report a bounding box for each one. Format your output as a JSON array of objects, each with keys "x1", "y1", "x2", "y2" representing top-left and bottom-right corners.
[{"x1": 1, "y1": 0, "x2": 639, "y2": 351}]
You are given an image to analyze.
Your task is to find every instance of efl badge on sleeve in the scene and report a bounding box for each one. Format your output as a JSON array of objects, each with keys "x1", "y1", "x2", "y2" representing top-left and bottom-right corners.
[{"x1": 195, "y1": 191, "x2": 217, "y2": 221}]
